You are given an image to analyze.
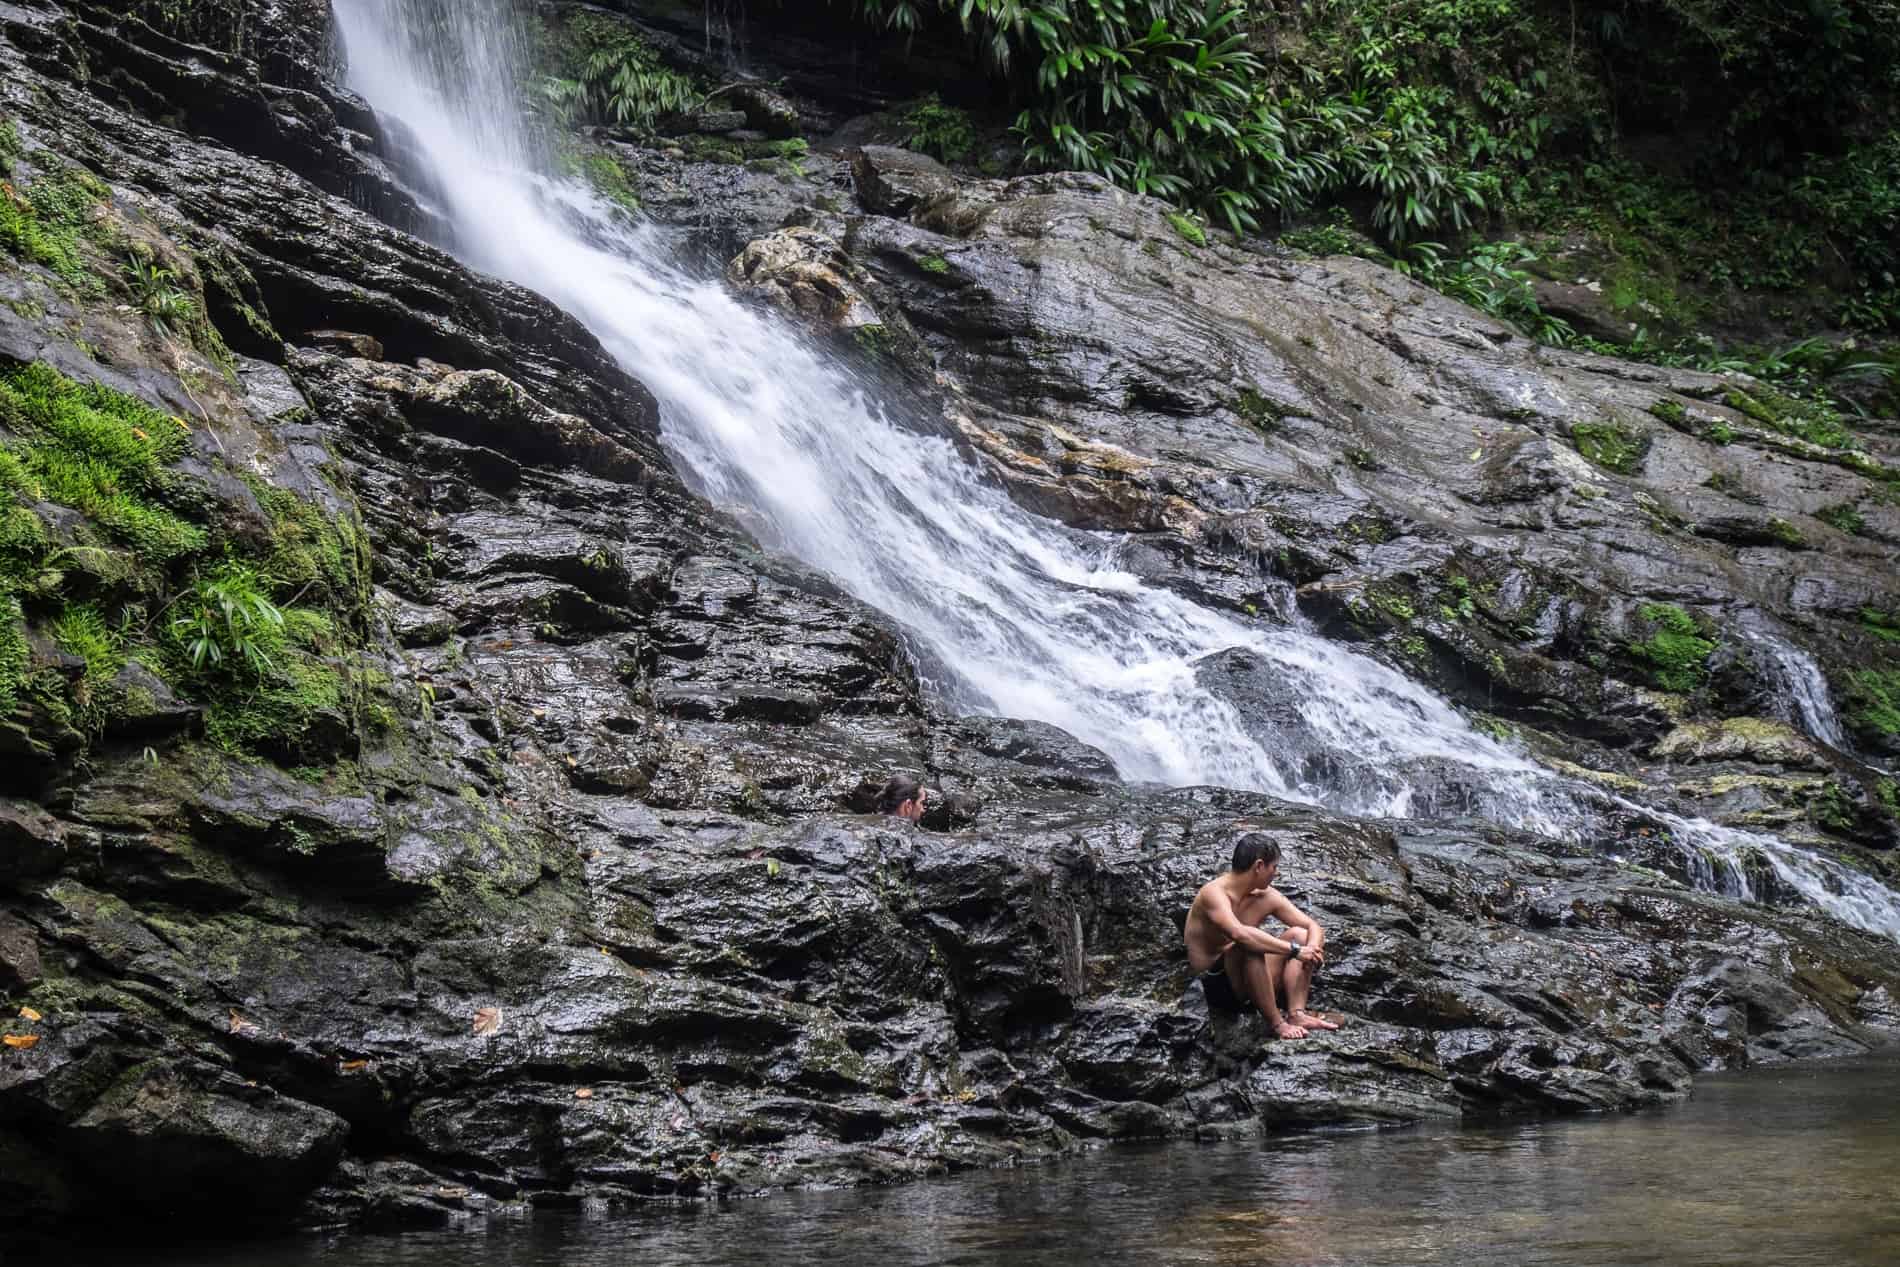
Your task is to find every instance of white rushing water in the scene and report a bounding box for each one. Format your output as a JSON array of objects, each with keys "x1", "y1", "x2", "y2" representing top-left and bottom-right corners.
[
  {"x1": 1742, "y1": 628, "x2": 1851, "y2": 750},
  {"x1": 331, "y1": 0, "x2": 1900, "y2": 939}
]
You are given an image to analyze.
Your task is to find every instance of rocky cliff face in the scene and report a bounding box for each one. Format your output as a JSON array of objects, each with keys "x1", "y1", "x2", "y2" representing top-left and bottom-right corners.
[{"x1": 2, "y1": 0, "x2": 1899, "y2": 1239}]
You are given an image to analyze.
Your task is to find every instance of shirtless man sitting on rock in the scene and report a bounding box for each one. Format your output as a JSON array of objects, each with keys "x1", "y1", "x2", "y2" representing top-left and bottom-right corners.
[{"x1": 1185, "y1": 832, "x2": 1338, "y2": 1040}]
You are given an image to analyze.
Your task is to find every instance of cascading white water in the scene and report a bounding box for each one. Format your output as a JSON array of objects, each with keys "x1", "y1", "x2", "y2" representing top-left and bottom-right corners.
[
  {"x1": 1741, "y1": 628, "x2": 1851, "y2": 751},
  {"x1": 331, "y1": 0, "x2": 1900, "y2": 939}
]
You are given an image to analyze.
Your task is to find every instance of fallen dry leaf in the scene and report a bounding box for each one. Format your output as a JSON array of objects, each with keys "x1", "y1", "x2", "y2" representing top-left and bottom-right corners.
[
  {"x1": 531, "y1": 707, "x2": 547, "y2": 719},
  {"x1": 3, "y1": 1034, "x2": 39, "y2": 1050},
  {"x1": 472, "y1": 1006, "x2": 503, "y2": 1036},
  {"x1": 435, "y1": 1186, "x2": 469, "y2": 1199},
  {"x1": 228, "y1": 1009, "x2": 260, "y2": 1036},
  {"x1": 574, "y1": 1088, "x2": 594, "y2": 1099},
  {"x1": 18, "y1": 1006, "x2": 41, "y2": 1023},
  {"x1": 339, "y1": 1059, "x2": 370, "y2": 1072}
]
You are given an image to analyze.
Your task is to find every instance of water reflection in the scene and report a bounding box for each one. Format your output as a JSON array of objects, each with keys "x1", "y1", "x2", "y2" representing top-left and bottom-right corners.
[{"x1": 81, "y1": 1058, "x2": 1900, "y2": 1267}]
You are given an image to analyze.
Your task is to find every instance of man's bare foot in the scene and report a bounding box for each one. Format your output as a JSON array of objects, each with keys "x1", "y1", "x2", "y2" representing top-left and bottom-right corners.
[
  {"x1": 1290, "y1": 1010, "x2": 1340, "y2": 1031},
  {"x1": 1272, "y1": 1021, "x2": 1308, "y2": 1040}
]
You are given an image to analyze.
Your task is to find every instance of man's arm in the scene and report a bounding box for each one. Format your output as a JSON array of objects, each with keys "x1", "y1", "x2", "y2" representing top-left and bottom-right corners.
[
  {"x1": 1211, "y1": 888, "x2": 1304, "y2": 956},
  {"x1": 1268, "y1": 890, "x2": 1326, "y2": 959}
]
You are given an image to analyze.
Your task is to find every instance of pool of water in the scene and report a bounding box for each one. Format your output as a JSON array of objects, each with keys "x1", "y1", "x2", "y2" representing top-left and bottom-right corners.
[{"x1": 79, "y1": 1057, "x2": 1900, "y2": 1266}]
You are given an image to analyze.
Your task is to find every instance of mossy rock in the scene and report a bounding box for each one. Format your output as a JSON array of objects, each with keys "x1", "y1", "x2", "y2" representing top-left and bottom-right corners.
[
  {"x1": 1568, "y1": 422, "x2": 1649, "y2": 475},
  {"x1": 1628, "y1": 603, "x2": 1716, "y2": 693}
]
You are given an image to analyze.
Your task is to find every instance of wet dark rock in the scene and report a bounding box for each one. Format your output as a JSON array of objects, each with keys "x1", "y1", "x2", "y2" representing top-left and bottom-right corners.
[
  {"x1": 730, "y1": 85, "x2": 801, "y2": 138},
  {"x1": 684, "y1": 109, "x2": 749, "y2": 135},
  {"x1": 852, "y1": 145, "x2": 958, "y2": 217},
  {"x1": 2, "y1": 0, "x2": 1900, "y2": 1244}
]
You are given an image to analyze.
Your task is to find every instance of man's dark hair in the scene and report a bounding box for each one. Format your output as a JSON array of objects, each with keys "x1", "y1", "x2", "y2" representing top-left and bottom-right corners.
[
  {"x1": 1231, "y1": 832, "x2": 1282, "y2": 872},
  {"x1": 876, "y1": 774, "x2": 924, "y2": 815}
]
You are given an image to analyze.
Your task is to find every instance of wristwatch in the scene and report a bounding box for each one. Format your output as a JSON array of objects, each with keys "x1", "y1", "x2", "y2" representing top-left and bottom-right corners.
[{"x1": 1288, "y1": 942, "x2": 1302, "y2": 959}]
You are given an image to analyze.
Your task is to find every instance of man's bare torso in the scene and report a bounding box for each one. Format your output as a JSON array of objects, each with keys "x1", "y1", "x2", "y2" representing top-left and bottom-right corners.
[{"x1": 1184, "y1": 878, "x2": 1280, "y2": 972}]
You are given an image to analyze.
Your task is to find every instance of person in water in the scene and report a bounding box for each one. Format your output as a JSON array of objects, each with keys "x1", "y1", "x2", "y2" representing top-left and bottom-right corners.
[
  {"x1": 876, "y1": 774, "x2": 929, "y2": 822},
  {"x1": 1184, "y1": 832, "x2": 1338, "y2": 1039}
]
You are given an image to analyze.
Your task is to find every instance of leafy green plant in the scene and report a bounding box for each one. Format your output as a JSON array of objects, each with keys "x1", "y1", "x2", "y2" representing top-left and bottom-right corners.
[
  {"x1": 123, "y1": 252, "x2": 196, "y2": 337},
  {"x1": 1167, "y1": 212, "x2": 1207, "y2": 247},
  {"x1": 1396, "y1": 240, "x2": 1574, "y2": 343},
  {"x1": 168, "y1": 562, "x2": 284, "y2": 676},
  {"x1": 535, "y1": 12, "x2": 699, "y2": 134},
  {"x1": 902, "y1": 94, "x2": 977, "y2": 163}
]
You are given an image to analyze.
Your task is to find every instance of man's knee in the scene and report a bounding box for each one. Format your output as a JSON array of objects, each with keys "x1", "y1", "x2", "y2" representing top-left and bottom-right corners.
[{"x1": 1285, "y1": 929, "x2": 1306, "y2": 948}]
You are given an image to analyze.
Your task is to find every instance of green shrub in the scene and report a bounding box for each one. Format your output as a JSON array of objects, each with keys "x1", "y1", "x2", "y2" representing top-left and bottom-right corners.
[
  {"x1": 168, "y1": 562, "x2": 285, "y2": 676},
  {"x1": 123, "y1": 252, "x2": 197, "y2": 337},
  {"x1": 534, "y1": 10, "x2": 698, "y2": 134},
  {"x1": 1397, "y1": 240, "x2": 1573, "y2": 342},
  {"x1": 902, "y1": 94, "x2": 977, "y2": 164}
]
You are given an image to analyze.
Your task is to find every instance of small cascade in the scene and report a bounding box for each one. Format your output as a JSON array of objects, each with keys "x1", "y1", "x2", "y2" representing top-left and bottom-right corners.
[{"x1": 1743, "y1": 628, "x2": 1850, "y2": 750}]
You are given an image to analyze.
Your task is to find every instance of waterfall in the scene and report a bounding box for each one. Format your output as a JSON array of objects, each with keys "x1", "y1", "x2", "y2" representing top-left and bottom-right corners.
[
  {"x1": 329, "y1": 0, "x2": 1900, "y2": 940},
  {"x1": 1741, "y1": 628, "x2": 1851, "y2": 751}
]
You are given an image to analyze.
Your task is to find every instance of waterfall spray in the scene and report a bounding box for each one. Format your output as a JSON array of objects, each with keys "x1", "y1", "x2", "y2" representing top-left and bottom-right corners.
[{"x1": 330, "y1": 0, "x2": 1900, "y2": 939}]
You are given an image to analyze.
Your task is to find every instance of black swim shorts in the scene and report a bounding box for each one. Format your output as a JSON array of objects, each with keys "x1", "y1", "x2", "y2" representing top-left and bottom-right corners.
[{"x1": 1200, "y1": 964, "x2": 1244, "y2": 1012}]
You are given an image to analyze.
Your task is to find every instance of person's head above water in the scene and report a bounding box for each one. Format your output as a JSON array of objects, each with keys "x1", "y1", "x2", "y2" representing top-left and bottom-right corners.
[
  {"x1": 877, "y1": 774, "x2": 928, "y2": 822},
  {"x1": 1231, "y1": 832, "x2": 1282, "y2": 884}
]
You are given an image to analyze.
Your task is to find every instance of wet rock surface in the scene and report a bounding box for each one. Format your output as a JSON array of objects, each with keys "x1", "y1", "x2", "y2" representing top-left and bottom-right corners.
[{"x1": 0, "y1": 0, "x2": 1898, "y2": 1242}]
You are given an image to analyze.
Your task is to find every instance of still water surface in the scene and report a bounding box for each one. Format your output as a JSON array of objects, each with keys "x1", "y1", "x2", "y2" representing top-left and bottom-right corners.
[{"x1": 93, "y1": 1058, "x2": 1900, "y2": 1267}]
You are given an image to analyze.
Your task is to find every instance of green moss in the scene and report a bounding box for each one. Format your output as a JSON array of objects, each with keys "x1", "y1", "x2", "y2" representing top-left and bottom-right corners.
[
  {"x1": 1723, "y1": 387, "x2": 1855, "y2": 450},
  {"x1": 1234, "y1": 387, "x2": 1291, "y2": 434},
  {"x1": 1809, "y1": 782, "x2": 1858, "y2": 835},
  {"x1": 1647, "y1": 399, "x2": 1687, "y2": 428},
  {"x1": 1631, "y1": 602, "x2": 1717, "y2": 692},
  {"x1": 0, "y1": 117, "x2": 20, "y2": 174},
  {"x1": 240, "y1": 474, "x2": 370, "y2": 620},
  {"x1": 1877, "y1": 778, "x2": 1899, "y2": 815},
  {"x1": 1708, "y1": 422, "x2": 1735, "y2": 445},
  {"x1": 919, "y1": 253, "x2": 950, "y2": 275},
  {"x1": 1370, "y1": 588, "x2": 1415, "y2": 621},
  {"x1": 0, "y1": 364, "x2": 204, "y2": 568},
  {"x1": 1767, "y1": 516, "x2": 1805, "y2": 547},
  {"x1": 1846, "y1": 669, "x2": 1900, "y2": 738},
  {"x1": 1819, "y1": 502, "x2": 1866, "y2": 535},
  {"x1": 0, "y1": 163, "x2": 108, "y2": 291},
  {"x1": 1862, "y1": 607, "x2": 1900, "y2": 643},
  {"x1": 1166, "y1": 213, "x2": 1207, "y2": 248},
  {"x1": 1570, "y1": 422, "x2": 1648, "y2": 475},
  {"x1": 0, "y1": 593, "x2": 28, "y2": 715},
  {"x1": 851, "y1": 324, "x2": 896, "y2": 359},
  {"x1": 0, "y1": 362, "x2": 372, "y2": 761},
  {"x1": 580, "y1": 151, "x2": 640, "y2": 213},
  {"x1": 202, "y1": 653, "x2": 346, "y2": 754},
  {"x1": 51, "y1": 605, "x2": 122, "y2": 683}
]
